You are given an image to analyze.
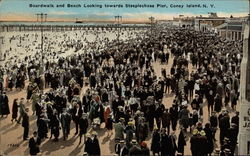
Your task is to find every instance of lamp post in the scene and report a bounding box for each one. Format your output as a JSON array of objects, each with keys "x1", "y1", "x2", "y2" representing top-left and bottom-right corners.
[
  {"x1": 149, "y1": 16, "x2": 155, "y2": 36},
  {"x1": 0, "y1": 36, "x2": 3, "y2": 61},
  {"x1": 225, "y1": 21, "x2": 228, "y2": 40},
  {"x1": 36, "y1": 13, "x2": 47, "y2": 74},
  {"x1": 115, "y1": 15, "x2": 122, "y2": 44}
]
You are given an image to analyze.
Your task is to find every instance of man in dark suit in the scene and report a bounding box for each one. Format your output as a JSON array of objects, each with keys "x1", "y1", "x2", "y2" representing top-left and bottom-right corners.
[
  {"x1": 210, "y1": 111, "x2": 218, "y2": 140},
  {"x1": 60, "y1": 108, "x2": 71, "y2": 140},
  {"x1": 0, "y1": 91, "x2": 10, "y2": 118},
  {"x1": 89, "y1": 73, "x2": 96, "y2": 89},
  {"x1": 79, "y1": 113, "x2": 89, "y2": 144},
  {"x1": 50, "y1": 109, "x2": 60, "y2": 141},
  {"x1": 71, "y1": 102, "x2": 82, "y2": 135},
  {"x1": 22, "y1": 108, "x2": 30, "y2": 140},
  {"x1": 227, "y1": 123, "x2": 238, "y2": 155},
  {"x1": 170, "y1": 104, "x2": 178, "y2": 131},
  {"x1": 84, "y1": 132, "x2": 101, "y2": 156},
  {"x1": 37, "y1": 113, "x2": 49, "y2": 140},
  {"x1": 29, "y1": 131, "x2": 41, "y2": 155},
  {"x1": 162, "y1": 109, "x2": 171, "y2": 135},
  {"x1": 231, "y1": 111, "x2": 239, "y2": 134},
  {"x1": 219, "y1": 111, "x2": 230, "y2": 145}
]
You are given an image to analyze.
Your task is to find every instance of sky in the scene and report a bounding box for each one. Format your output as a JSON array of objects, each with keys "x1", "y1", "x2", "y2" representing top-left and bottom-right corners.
[{"x1": 0, "y1": 0, "x2": 249, "y2": 22}]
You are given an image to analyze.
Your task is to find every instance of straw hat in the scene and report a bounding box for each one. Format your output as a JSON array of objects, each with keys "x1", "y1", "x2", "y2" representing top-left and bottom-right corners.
[
  {"x1": 119, "y1": 118, "x2": 125, "y2": 122},
  {"x1": 128, "y1": 122, "x2": 134, "y2": 126},
  {"x1": 192, "y1": 129, "x2": 198, "y2": 135},
  {"x1": 200, "y1": 130, "x2": 206, "y2": 136},
  {"x1": 91, "y1": 131, "x2": 98, "y2": 136}
]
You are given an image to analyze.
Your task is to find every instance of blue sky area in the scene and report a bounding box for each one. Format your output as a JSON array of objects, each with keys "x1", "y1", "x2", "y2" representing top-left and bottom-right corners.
[{"x1": 0, "y1": 0, "x2": 249, "y2": 21}]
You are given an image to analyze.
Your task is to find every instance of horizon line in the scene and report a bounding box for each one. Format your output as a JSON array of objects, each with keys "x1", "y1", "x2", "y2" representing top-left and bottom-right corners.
[{"x1": 0, "y1": 20, "x2": 152, "y2": 24}]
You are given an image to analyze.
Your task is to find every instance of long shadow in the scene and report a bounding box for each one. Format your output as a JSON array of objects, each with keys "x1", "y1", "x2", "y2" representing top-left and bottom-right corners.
[
  {"x1": 14, "y1": 120, "x2": 38, "y2": 139},
  {"x1": 2, "y1": 124, "x2": 19, "y2": 135},
  {"x1": 2, "y1": 115, "x2": 38, "y2": 135},
  {"x1": 59, "y1": 136, "x2": 78, "y2": 148},
  {"x1": 0, "y1": 123, "x2": 13, "y2": 132},
  {"x1": 68, "y1": 144, "x2": 82, "y2": 156},
  {"x1": 3, "y1": 140, "x2": 25, "y2": 155},
  {"x1": 40, "y1": 135, "x2": 77, "y2": 155},
  {"x1": 40, "y1": 139, "x2": 61, "y2": 155},
  {"x1": 22, "y1": 141, "x2": 28, "y2": 147},
  {"x1": 24, "y1": 144, "x2": 30, "y2": 155}
]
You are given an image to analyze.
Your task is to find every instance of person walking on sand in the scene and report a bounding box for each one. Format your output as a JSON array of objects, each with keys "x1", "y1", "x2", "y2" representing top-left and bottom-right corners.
[
  {"x1": 11, "y1": 98, "x2": 18, "y2": 122},
  {"x1": 22, "y1": 108, "x2": 30, "y2": 140},
  {"x1": 17, "y1": 98, "x2": 26, "y2": 124}
]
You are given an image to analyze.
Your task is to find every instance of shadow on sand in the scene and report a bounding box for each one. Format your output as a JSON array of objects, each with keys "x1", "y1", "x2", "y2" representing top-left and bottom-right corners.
[
  {"x1": 3, "y1": 140, "x2": 25, "y2": 155},
  {"x1": 40, "y1": 135, "x2": 79, "y2": 155}
]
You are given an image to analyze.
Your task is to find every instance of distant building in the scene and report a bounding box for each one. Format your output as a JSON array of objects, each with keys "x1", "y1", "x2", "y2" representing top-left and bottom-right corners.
[
  {"x1": 172, "y1": 16, "x2": 194, "y2": 28},
  {"x1": 216, "y1": 17, "x2": 248, "y2": 41},
  {"x1": 217, "y1": 22, "x2": 244, "y2": 40},
  {"x1": 157, "y1": 20, "x2": 173, "y2": 26},
  {"x1": 194, "y1": 17, "x2": 225, "y2": 32}
]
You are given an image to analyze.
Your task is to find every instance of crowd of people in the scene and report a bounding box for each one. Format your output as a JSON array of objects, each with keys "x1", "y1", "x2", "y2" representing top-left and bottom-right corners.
[{"x1": 0, "y1": 25, "x2": 243, "y2": 156}]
